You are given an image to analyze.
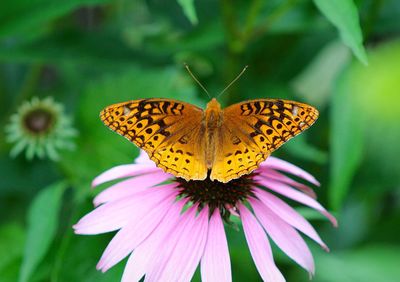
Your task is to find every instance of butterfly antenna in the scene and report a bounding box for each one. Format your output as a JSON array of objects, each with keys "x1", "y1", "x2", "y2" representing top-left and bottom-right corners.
[
  {"x1": 184, "y1": 63, "x2": 211, "y2": 98},
  {"x1": 217, "y1": 65, "x2": 248, "y2": 98}
]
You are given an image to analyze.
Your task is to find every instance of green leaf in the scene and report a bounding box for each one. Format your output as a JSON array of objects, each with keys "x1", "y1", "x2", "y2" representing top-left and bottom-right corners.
[
  {"x1": 313, "y1": 0, "x2": 368, "y2": 65},
  {"x1": 329, "y1": 65, "x2": 364, "y2": 210},
  {"x1": 177, "y1": 0, "x2": 198, "y2": 25},
  {"x1": 0, "y1": 0, "x2": 111, "y2": 39},
  {"x1": 330, "y1": 40, "x2": 400, "y2": 210},
  {"x1": 19, "y1": 182, "x2": 67, "y2": 282}
]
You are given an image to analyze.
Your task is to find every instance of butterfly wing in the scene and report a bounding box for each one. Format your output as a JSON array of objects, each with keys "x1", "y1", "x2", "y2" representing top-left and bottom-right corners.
[
  {"x1": 210, "y1": 99, "x2": 318, "y2": 183},
  {"x1": 101, "y1": 99, "x2": 208, "y2": 181}
]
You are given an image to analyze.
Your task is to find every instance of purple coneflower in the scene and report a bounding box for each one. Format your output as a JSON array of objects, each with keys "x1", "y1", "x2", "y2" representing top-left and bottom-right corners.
[{"x1": 74, "y1": 151, "x2": 336, "y2": 281}]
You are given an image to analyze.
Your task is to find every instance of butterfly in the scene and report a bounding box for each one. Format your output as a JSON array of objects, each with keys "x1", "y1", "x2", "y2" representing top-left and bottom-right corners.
[{"x1": 100, "y1": 97, "x2": 318, "y2": 183}]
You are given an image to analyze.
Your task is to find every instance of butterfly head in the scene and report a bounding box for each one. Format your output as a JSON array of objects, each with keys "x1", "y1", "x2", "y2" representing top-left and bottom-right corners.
[{"x1": 206, "y1": 98, "x2": 222, "y2": 112}]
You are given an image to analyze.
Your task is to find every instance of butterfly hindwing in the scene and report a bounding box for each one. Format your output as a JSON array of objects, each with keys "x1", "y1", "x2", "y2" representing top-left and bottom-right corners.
[
  {"x1": 150, "y1": 124, "x2": 207, "y2": 180},
  {"x1": 100, "y1": 99, "x2": 208, "y2": 180},
  {"x1": 210, "y1": 122, "x2": 264, "y2": 182},
  {"x1": 211, "y1": 99, "x2": 318, "y2": 182}
]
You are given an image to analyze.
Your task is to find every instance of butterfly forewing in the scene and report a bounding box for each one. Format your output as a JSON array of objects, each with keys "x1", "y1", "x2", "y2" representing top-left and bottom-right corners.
[
  {"x1": 210, "y1": 99, "x2": 318, "y2": 182},
  {"x1": 100, "y1": 99, "x2": 208, "y2": 180}
]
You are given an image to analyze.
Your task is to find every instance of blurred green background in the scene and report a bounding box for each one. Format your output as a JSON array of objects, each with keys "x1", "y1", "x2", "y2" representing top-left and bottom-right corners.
[{"x1": 1, "y1": 0, "x2": 400, "y2": 281}]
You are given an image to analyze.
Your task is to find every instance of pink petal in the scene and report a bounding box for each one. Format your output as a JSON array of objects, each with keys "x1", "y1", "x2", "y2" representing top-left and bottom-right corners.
[
  {"x1": 238, "y1": 203, "x2": 285, "y2": 282},
  {"x1": 145, "y1": 206, "x2": 198, "y2": 282},
  {"x1": 121, "y1": 200, "x2": 187, "y2": 282},
  {"x1": 146, "y1": 206, "x2": 208, "y2": 282},
  {"x1": 73, "y1": 197, "x2": 142, "y2": 235},
  {"x1": 92, "y1": 164, "x2": 161, "y2": 187},
  {"x1": 250, "y1": 198, "x2": 315, "y2": 274},
  {"x1": 260, "y1": 156, "x2": 320, "y2": 186},
  {"x1": 260, "y1": 167, "x2": 317, "y2": 199},
  {"x1": 135, "y1": 150, "x2": 157, "y2": 165},
  {"x1": 73, "y1": 184, "x2": 177, "y2": 235},
  {"x1": 254, "y1": 188, "x2": 328, "y2": 250},
  {"x1": 201, "y1": 209, "x2": 232, "y2": 282},
  {"x1": 97, "y1": 191, "x2": 177, "y2": 272},
  {"x1": 255, "y1": 176, "x2": 337, "y2": 227},
  {"x1": 93, "y1": 171, "x2": 172, "y2": 206}
]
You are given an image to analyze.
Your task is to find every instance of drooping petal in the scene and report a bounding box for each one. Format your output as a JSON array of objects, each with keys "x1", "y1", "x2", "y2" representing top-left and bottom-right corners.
[
  {"x1": 254, "y1": 188, "x2": 328, "y2": 250},
  {"x1": 73, "y1": 197, "x2": 141, "y2": 235},
  {"x1": 201, "y1": 209, "x2": 232, "y2": 282},
  {"x1": 260, "y1": 167, "x2": 316, "y2": 199},
  {"x1": 97, "y1": 191, "x2": 177, "y2": 272},
  {"x1": 238, "y1": 203, "x2": 285, "y2": 282},
  {"x1": 260, "y1": 157, "x2": 320, "y2": 186},
  {"x1": 250, "y1": 198, "x2": 315, "y2": 275},
  {"x1": 74, "y1": 184, "x2": 177, "y2": 235},
  {"x1": 255, "y1": 176, "x2": 337, "y2": 227},
  {"x1": 145, "y1": 206, "x2": 198, "y2": 282},
  {"x1": 92, "y1": 164, "x2": 160, "y2": 187},
  {"x1": 146, "y1": 206, "x2": 208, "y2": 282},
  {"x1": 93, "y1": 171, "x2": 172, "y2": 206},
  {"x1": 121, "y1": 199, "x2": 187, "y2": 282}
]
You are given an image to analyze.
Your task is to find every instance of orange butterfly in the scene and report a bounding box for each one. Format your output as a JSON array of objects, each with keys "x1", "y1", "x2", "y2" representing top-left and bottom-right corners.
[{"x1": 100, "y1": 97, "x2": 318, "y2": 183}]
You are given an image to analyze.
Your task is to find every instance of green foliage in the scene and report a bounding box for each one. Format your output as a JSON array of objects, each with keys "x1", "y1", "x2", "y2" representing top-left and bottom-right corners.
[
  {"x1": 0, "y1": 0, "x2": 112, "y2": 39},
  {"x1": 313, "y1": 0, "x2": 368, "y2": 65},
  {"x1": 53, "y1": 228, "x2": 125, "y2": 282},
  {"x1": 0, "y1": 224, "x2": 25, "y2": 282},
  {"x1": 291, "y1": 40, "x2": 350, "y2": 108},
  {"x1": 330, "y1": 40, "x2": 400, "y2": 210},
  {"x1": 0, "y1": 0, "x2": 399, "y2": 281},
  {"x1": 284, "y1": 134, "x2": 328, "y2": 165},
  {"x1": 19, "y1": 182, "x2": 66, "y2": 282},
  {"x1": 314, "y1": 245, "x2": 400, "y2": 281}
]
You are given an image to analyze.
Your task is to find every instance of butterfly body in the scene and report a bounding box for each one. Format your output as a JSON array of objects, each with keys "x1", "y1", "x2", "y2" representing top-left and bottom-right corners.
[
  {"x1": 204, "y1": 98, "x2": 223, "y2": 167},
  {"x1": 101, "y1": 98, "x2": 318, "y2": 183}
]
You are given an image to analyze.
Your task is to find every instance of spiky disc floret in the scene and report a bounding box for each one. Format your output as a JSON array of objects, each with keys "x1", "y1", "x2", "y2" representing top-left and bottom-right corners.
[{"x1": 176, "y1": 172, "x2": 257, "y2": 220}]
